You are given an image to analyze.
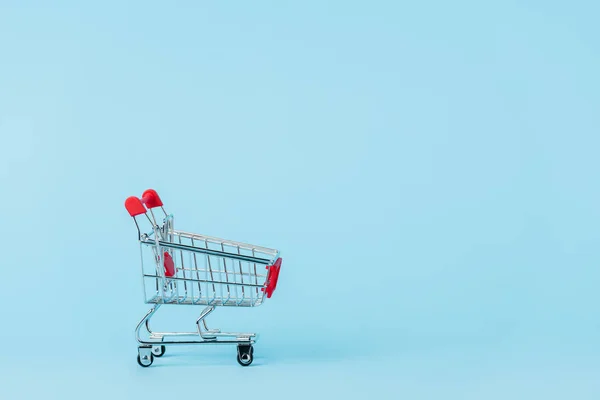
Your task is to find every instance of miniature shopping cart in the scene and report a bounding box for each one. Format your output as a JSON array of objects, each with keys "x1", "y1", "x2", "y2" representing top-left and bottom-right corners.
[{"x1": 125, "y1": 189, "x2": 282, "y2": 367}]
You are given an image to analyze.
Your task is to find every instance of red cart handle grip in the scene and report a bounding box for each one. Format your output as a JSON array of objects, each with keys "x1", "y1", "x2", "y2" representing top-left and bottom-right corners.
[
  {"x1": 125, "y1": 196, "x2": 147, "y2": 217},
  {"x1": 142, "y1": 189, "x2": 163, "y2": 209}
]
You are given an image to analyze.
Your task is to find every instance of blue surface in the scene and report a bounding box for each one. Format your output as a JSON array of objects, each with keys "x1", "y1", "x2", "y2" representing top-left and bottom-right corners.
[{"x1": 1, "y1": 1, "x2": 599, "y2": 398}]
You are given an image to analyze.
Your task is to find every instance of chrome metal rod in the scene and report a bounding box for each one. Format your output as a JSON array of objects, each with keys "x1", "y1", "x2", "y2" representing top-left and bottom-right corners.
[
  {"x1": 141, "y1": 239, "x2": 272, "y2": 264},
  {"x1": 136, "y1": 304, "x2": 256, "y2": 346},
  {"x1": 145, "y1": 274, "x2": 264, "y2": 288},
  {"x1": 177, "y1": 267, "x2": 267, "y2": 278},
  {"x1": 140, "y1": 339, "x2": 254, "y2": 346},
  {"x1": 172, "y1": 230, "x2": 278, "y2": 255},
  {"x1": 135, "y1": 305, "x2": 161, "y2": 344},
  {"x1": 196, "y1": 306, "x2": 216, "y2": 339}
]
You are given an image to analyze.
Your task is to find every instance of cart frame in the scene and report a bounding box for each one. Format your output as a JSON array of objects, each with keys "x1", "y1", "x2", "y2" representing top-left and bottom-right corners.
[{"x1": 125, "y1": 189, "x2": 282, "y2": 367}]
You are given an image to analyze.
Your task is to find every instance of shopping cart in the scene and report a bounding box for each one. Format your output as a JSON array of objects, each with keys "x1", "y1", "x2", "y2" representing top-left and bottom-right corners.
[{"x1": 124, "y1": 189, "x2": 282, "y2": 367}]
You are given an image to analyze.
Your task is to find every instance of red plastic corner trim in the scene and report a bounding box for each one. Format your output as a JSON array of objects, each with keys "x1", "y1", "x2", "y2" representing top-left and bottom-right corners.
[
  {"x1": 125, "y1": 196, "x2": 146, "y2": 217},
  {"x1": 142, "y1": 189, "x2": 163, "y2": 209},
  {"x1": 163, "y1": 252, "x2": 175, "y2": 277},
  {"x1": 263, "y1": 257, "x2": 282, "y2": 299}
]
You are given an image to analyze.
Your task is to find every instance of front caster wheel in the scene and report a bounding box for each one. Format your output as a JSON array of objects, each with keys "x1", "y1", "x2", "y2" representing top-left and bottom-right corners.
[
  {"x1": 152, "y1": 345, "x2": 166, "y2": 357},
  {"x1": 237, "y1": 344, "x2": 254, "y2": 366},
  {"x1": 137, "y1": 353, "x2": 154, "y2": 367}
]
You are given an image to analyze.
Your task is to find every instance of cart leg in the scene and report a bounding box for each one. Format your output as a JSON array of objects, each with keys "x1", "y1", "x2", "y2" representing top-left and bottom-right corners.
[
  {"x1": 135, "y1": 306, "x2": 164, "y2": 366},
  {"x1": 135, "y1": 305, "x2": 161, "y2": 344},
  {"x1": 196, "y1": 306, "x2": 218, "y2": 340},
  {"x1": 202, "y1": 317, "x2": 221, "y2": 334},
  {"x1": 143, "y1": 309, "x2": 166, "y2": 356}
]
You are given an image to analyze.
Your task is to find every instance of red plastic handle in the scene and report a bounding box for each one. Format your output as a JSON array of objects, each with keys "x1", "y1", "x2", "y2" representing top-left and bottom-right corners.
[
  {"x1": 142, "y1": 189, "x2": 163, "y2": 209},
  {"x1": 125, "y1": 196, "x2": 147, "y2": 217},
  {"x1": 263, "y1": 258, "x2": 282, "y2": 299}
]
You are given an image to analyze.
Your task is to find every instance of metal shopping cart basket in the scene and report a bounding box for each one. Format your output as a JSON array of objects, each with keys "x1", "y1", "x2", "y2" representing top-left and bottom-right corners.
[{"x1": 124, "y1": 189, "x2": 282, "y2": 367}]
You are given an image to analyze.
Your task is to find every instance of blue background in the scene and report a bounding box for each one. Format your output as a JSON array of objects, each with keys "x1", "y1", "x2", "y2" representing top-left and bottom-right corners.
[{"x1": 1, "y1": 1, "x2": 599, "y2": 398}]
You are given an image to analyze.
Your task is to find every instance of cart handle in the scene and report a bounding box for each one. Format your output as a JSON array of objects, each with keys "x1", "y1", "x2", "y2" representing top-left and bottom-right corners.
[
  {"x1": 125, "y1": 196, "x2": 147, "y2": 217},
  {"x1": 142, "y1": 189, "x2": 163, "y2": 209}
]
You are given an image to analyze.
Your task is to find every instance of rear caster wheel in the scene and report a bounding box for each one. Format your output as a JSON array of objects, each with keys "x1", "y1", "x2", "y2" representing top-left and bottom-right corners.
[
  {"x1": 137, "y1": 353, "x2": 154, "y2": 367},
  {"x1": 152, "y1": 345, "x2": 166, "y2": 357},
  {"x1": 237, "y1": 344, "x2": 254, "y2": 366}
]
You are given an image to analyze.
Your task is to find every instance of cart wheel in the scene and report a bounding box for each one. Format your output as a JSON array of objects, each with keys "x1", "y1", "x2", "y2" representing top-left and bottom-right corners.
[
  {"x1": 237, "y1": 344, "x2": 254, "y2": 367},
  {"x1": 137, "y1": 353, "x2": 154, "y2": 367},
  {"x1": 152, "y1": 345, "x2": 166, "y2": 357}
]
